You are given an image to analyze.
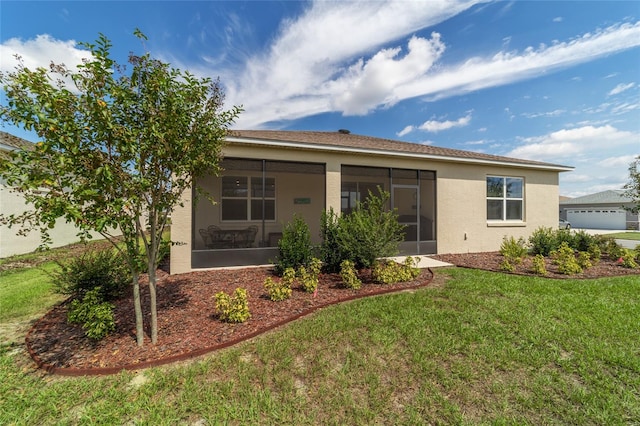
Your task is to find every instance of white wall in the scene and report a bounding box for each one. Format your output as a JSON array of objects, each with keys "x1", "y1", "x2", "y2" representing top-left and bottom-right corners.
[{"x1": 0, "y1": 180, "x2": 117, "y2": 258}]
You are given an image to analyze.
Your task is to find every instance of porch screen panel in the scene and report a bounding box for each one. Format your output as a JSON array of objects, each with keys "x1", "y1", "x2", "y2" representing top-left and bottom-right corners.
[{"x1": 341, "y1": 166, "x2": 389, "y2": 214}]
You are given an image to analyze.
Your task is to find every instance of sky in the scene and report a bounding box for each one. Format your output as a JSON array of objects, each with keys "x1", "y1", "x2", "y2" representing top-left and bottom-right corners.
[{"x1": 1, "y1": 1, "x2": 639, "y2": 198}]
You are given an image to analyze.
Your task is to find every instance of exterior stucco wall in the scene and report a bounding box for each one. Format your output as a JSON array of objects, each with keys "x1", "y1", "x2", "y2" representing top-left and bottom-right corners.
[
  {"x1": 1, "y1": 179, "x2": 120, "y2": 258},
  {"x1": 435, "y1": 163, "x2": 558, "y2": 254},
  {"x1": 170, "y1": 143, "x2": 562, "y2": 274}
]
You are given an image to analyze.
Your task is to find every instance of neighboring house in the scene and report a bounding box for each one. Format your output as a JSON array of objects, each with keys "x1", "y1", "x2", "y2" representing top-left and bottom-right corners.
[
  {"x1": 560, "y1": 190, "x2": 639, "y2": 230},
  {"x1": 0, "y1": 131, "x2": 113, "y2": 257},
  {"x1": 170, "y1": 130, "x2": 573, "y2": 273}
]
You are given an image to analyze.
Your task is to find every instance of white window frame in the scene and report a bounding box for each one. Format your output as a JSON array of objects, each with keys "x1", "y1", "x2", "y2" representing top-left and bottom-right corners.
[
  {"x1": 221, "y1": 175, "x2": 276, "y2": 222},
  {"x1": 486, "y1": 176, "x2": 524, "y2": 222}
]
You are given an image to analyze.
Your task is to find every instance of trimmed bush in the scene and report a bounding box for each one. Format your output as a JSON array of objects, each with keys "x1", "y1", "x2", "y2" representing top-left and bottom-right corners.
[
  {"x1": 531, "y1": 254, "x2": 547, "y2": 275},
  {"x1": 275, "y1": 215, "x2": 315, "y2": 275},
  {"x1": 500, "y1": 236, "x2": 528, "y2": 264},
  {"x1": 320, "y1": 209, "x2": 348, "y2": 273},
  {"x1": 215, "y1": 288, "x2": 250, "y2": 323},
  {"x1": 340, "y1": 259, "x2": 362, "y2": 289},
  {"x1": 67, "y1": 287, "x2": 115, "y2": 340},
  {"x1": 320, "y1": 189, "x2": 405, "y2": 270},
  {"x1": 372, "y1": 257, "x2": 421, "y2": 284},
  {"x1": 617, "y1": 249, "x2": 639, "y2": 269},
  {"x1": 264, "y1": 277, "x2": 292, "y2": 302},
  {"x1": 53, "y1": 247, "x2": 130, "y2": 301},
  {"x1": 551, "y1": 242, "x2": 582, "y2": 275},
  {"x1": 529, "y1": 227, "x2": 557, "y2": 256},
  {"x1": 299, "y1": 258, "x2": 322, "y2": 293}
]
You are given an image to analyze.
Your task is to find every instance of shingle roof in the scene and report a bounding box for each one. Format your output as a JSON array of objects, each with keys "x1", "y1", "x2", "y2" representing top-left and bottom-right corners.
[
  {"x1": 0, "y1": 131, "x2": 34, "y2": 151},
  {"x1": 560, "y1": 189, "x2": 633, "y2": 205},
  {"x1": 229, "y1": 130, "x2": 573, "y2": 171}
]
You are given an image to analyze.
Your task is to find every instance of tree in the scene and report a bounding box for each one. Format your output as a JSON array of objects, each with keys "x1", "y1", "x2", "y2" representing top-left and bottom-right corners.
[
  {"x1": 0, "y1": 31, "x2": 242, "y2": 346},
  {"x1": 623, "y1": 155, "x2": 640, "y2": 214}
]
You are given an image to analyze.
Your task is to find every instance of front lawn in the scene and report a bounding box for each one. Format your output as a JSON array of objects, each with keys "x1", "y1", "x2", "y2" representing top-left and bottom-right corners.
[
  {"x1": 606, "y1": 231, "x2": 640, "y2": 241},
  {"x1": 1, "y1": 267, "x2": 638, "y2": 424}
]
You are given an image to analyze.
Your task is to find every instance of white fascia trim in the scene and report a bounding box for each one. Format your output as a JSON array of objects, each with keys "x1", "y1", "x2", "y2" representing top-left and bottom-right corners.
[
  {"x1": 0, "y1": 143, "x2": 17, "y2": 152},
  {"x1": 226, "y1": 137, "x2": 574, "y2": 172}
]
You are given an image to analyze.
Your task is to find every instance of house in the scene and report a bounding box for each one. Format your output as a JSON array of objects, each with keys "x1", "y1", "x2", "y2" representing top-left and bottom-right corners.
[
  {"x1": 0, "y1": 131, "x2": 113, "y2": 257},
  {"x1": 170, "y1": 130, "x2": 573, "y2": 273},
  {"x1": 560, "y1": 190, "x2": 639, "y2": 230}
]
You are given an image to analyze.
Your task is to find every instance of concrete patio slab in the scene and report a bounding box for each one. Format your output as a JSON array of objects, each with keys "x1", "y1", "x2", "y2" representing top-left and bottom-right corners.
[{"x1": 384, "y1": 255, "x2": 452, "y2": 269}]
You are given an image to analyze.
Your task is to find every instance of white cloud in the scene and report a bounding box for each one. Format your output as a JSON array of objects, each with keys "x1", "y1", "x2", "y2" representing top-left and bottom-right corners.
[
  {"x1": 608, "y1": 82, "x2": 635, "y2": 96},
  {"x1": 510, "y1": 125, "x2": 639, "y2": 196},
  {"x1": 0, "y1": 34, "x2": 89, "y2": 74},
  {"x1": 508, "y1": 124, "x2": 637, "y2": 162},
  {"x1": 331, "y1": 35, "x2": 445, "y2": 115},
  {"x1": 394, "y1": 21, "x2": 640, "y2": 104},
  {"x1": 553, "y1": 16, "x2": 563, "y2": 23},
  {"x1": 224, "y1": 0, "x2": 483, "y2": 127},
  {"x1": 522, "y1": 109, "x2": 566, "y2": 119},
  {"x1": 598, "y1": 154, "x2": 637, "y2": 168},
  {"x1": 396, "y1": 125, "x2": 415, "y2": 137},
  {"x1": 419, "y1": 114, "x2": 472, "y2": 132},
  {"x1": 4, "y1": 3, "x2": 639, "y2": 132}
]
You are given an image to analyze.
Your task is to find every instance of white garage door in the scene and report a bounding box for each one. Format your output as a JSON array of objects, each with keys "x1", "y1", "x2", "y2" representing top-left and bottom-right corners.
[{"x1": 567, "y1": 209, "x2": 626, "y2": 230}]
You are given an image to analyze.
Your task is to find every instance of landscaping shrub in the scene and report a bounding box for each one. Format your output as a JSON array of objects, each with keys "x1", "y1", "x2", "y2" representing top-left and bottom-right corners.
[
  {"x1": 555, "y1": 228, "x2": 575, "y2": 251},
  {"x1": 275, "y1": 215, "x2": 315, "y2": 275},
  {"x1": 281, "y1": 267, "x2": 297, "y2": 288},
  {"x1": 587, "y1": 243, "x2": 602, "y2": 265},
  {"x1": 67, "y1": 287, "x2": 116, "y2": 340},
  {"x1": 500, "y1": 259, "x2": 515, "y2": 272},
  {"x1": 319, "y1": 208, "x2": 349, "y2": 273},
  {"x1": 340, "y1": 259, "x2": 361, "y2": 289},
  {"x1": 215, "y1": 288, "x2": 250, "y2": 323},
  {"x1": 591, "y1": 235, "x2": 622, "y2": 260},
  {"x1": 320, "y1": 189, "x2": 405, "y2": 270},
  {"x1": 550, "y1": 242, "x2": 582, "y2": 275},
  {"x1": 571, "y1": 230, "x2": 598, "y2": 252},
  {"x1": 53, "y1": 247, "x2": 130, "y2": 301},
  {"x1": 616, "y1": 249, "x2": 639, "y2": 269},
  {"x1": 263, "y1": 277, "x2": 292, "y2": 302},
  {"x1": 372, "y1": 257, "x2": 421, "y2": 284},
  {"x1": 499, "y1": 236, "x2": 528, "y2": 264},
  {"x1": 298, "y1": 258, "x2": 322, "y2": 293},
  {"x1": 577, "y1": 251, "x2": 593, "y2": 269},
  {"x1": 529, "y1": 227, "x2": 558, "y2": 256},
  {"x1": 531, "y1": 254, "x2": 547, "y2": 275}
]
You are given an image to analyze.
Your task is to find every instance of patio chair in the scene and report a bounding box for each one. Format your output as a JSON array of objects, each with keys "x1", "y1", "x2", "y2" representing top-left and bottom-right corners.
[{"x1": 199, "y1": 228, "x2": 215, "y2": 249}]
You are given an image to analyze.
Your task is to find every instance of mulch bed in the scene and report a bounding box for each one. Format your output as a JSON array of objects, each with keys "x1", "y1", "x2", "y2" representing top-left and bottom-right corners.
[
  {"x1": 24, "y1": 252, "x2": 640, "y2": 375},
  {"x1": 25, "y1": 266, "x2": 434, "y2": 375}
]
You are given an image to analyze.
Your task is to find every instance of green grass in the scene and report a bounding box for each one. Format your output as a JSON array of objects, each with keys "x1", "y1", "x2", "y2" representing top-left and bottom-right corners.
[
  {"x1": 0, "y1": 263, "x2": 63, "y2": 323},
  {"x1": 606, "y1": 231, "x2": 640, "y2": 241},
  {"x1": 1, "y1": 267, "x2": 638, "y2": 424}
]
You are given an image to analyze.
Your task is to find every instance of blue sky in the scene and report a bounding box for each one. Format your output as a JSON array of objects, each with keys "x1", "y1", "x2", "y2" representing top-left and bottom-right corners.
[{"x1": 1, "y1": 1, "x2": 639, "y2": 197}]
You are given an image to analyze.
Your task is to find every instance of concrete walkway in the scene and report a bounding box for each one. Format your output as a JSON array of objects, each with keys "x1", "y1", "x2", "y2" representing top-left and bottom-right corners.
[{"x1": 384, "y1": 255, "x2": 452, "y2": 269}]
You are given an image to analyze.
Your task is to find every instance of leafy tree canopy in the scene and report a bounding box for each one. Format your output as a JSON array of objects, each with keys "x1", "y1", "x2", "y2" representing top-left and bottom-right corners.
[
  {"x1": 0, "y1": 31, "x2": 242, "y2": 345},
  {"x1": 623, "y1": 155, "x2": 640, "y2": 214}
]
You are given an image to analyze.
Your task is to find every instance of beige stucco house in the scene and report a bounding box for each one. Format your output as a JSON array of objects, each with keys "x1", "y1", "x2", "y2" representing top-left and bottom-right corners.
[
  {"x1": 170, "y1": 130, "x2": 573, "y2": 274},
  {"x1": 1, "y1": 131, "x2": 118, "y2": 257}
]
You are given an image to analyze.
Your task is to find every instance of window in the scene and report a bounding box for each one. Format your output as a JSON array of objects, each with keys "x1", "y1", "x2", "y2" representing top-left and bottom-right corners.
[
  {"x1": 221, "y1": 176, "x2": 275, "y2": 221},
  {"x1": 487, "y1": 176, "x2": 523, "y2": 221}
]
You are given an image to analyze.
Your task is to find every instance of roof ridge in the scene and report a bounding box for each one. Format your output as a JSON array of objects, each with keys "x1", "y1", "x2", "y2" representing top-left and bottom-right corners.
[{"x1": 230, "y1": 129, "x2": 572, "y2": 171}]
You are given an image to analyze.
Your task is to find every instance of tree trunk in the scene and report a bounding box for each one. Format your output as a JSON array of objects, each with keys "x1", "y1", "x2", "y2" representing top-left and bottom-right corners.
[
  {"x1": 149, "y1": 221, "x2": 159, "y2": 345},
  {"x1": 149, "y1": 264, "x2": 158, "y2": 344},
  {"x1": 132, "y1": 270, "x2": 144, "y2": 346}
]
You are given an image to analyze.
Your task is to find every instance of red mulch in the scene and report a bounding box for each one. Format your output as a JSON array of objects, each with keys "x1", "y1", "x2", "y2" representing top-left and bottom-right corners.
[
  {"x1": 25, "y1": 267, "x2": 434, "y2": 375},
  {"x1": 25, "y1": 252, "x2": 640, "y2": 375}
]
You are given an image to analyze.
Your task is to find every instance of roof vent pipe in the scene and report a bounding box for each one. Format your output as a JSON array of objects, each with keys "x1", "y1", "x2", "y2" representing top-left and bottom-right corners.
[{"x1": 338, "y1": 129, "x2": 351, "y2": 134}]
